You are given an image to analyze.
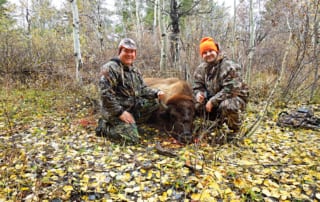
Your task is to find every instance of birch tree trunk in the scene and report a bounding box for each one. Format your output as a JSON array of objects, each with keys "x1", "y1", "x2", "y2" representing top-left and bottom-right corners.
[
  {"x1": 118, "y1": 1, "x2": 127, "y2": 36},
  {"x1": 96, "y1": 0, "x2": 104, "y2": 53},
  {"x1": 25, "y1": 0, "x2": 32, "y2": 60},
  {"x1": 153, "y1": 0, "x2": 158, "y2": 38},
  {"x1": 169, "y1": 0, "x2": 180, "y2": 70},
  {"x1": 159, "y1": 0, "x2": 167, "y2": 71},
  {"x1": 135, "y1": 0, "x2": 143, "y2": 42},
  {"x1": 310, "y1": 1, "x2": 319, "y2": 102},
  {"x1": 232, "y1": 0, "x2": 237, "y2": 60},
  {"x1": 70, "y1": 0, "x2": 83, "y2": 82},
  {"x1": 246, "y1": 0, "x2": 254, "y2": 85}
]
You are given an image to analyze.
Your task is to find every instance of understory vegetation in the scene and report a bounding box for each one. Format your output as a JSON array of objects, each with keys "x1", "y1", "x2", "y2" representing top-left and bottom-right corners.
[{"x1": 0, "y1": 85, "x2": 319, "y2": 201}]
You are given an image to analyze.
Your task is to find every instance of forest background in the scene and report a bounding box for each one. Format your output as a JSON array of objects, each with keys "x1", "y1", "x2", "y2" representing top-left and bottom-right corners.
[{"x1": 0, "y1": 0, "x2": 319, "y2": 201}]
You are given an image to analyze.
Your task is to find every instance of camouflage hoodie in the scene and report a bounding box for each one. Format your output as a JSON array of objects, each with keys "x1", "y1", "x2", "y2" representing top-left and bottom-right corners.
[
  {"x1": 99, "y1": 58, "x2": 159, "y2": 121},
  {"x1": 193, "y1": 53, "x2": 249, "y2": 106}
]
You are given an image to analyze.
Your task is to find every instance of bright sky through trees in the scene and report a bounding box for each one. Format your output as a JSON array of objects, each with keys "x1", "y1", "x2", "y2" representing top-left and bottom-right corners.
[{"x1": 8, "y1": 0, "x2": 235, "y2": 11}]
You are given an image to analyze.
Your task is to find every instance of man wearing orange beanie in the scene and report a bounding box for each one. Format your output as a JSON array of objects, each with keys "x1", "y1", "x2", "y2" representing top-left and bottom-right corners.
[{"x1": 193, "y1": 37, "x2": 249, "y2": 143}]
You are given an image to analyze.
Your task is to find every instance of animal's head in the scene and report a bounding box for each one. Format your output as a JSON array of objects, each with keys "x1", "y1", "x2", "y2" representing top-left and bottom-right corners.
[{"x1": 160, "y1": 94, "x2": 195, "y2": 143}]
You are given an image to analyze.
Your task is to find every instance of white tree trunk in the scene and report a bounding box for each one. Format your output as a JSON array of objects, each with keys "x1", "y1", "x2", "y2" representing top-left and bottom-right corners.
[
  {"x1": 246, "y1": 0, "x2": 254, "y2": 85},
  {"x1": 96, "y1": 0, "x2": 104, "y2": 53},
  {"x1": 232, "y1": 0, "x2": 237, "y2": 60},
  {"x1": 153, "y1": 0, "x2": 158, "y2": 37},
  {"x1": 159, "y1": 0, "x2": 167, "y2": 71},
  {"x1": 70, "y1": 0, "x2": 82, "y2": 82},
  {"x1": 135, "y1": 0, "x2": 142, "y2": 42}
]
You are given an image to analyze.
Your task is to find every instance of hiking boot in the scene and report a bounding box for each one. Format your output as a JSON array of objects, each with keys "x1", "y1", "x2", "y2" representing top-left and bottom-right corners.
[{"x1": 95, "y1": 118, "x2": 109, "y2": 137}]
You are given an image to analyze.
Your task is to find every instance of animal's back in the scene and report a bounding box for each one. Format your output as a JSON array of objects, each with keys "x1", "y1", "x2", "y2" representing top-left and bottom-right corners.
[
  {"x1": 144, "y1": 77, "x2": 193, "y2": 103},
  {"x1": 144, "y1": 77, "x2": 180, "y2": 86}
]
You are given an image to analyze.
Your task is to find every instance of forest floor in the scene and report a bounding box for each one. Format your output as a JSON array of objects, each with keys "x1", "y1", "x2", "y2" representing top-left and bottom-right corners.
[{"x1": 0, "y1": 88, "x2": 319, "y2": 201}]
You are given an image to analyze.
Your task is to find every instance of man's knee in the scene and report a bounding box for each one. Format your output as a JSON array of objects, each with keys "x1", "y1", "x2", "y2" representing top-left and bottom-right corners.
[
  {"x1": 111, "y1": 123, "x2": 141, "y2": 144},
  {"x1": 220, "y1": 97, "x2": 246, "y2": 113},
  {"x1": 96, "y1": 119, "x2": 141, "y2": 144},
  {"x1": 219, "y1": 99, "x2": 244, "y2": 131}
]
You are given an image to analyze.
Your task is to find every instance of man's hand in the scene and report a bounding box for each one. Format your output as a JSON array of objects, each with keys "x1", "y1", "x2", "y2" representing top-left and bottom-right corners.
[
  {"x1": 205, "y1": 101, "x2": 213, "y2": 112},
  {"x1": 119, "y1": 111, "x2": 135, "y2": 124},
  {"x1": 157, "y1": 91, "x2": 165, "y2": 101},
  {"x1": 196, "y1": 92, "x2": 205, "y2": 103}
]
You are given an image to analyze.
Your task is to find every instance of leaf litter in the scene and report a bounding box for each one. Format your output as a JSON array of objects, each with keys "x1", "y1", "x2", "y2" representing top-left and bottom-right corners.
[{"x1": 0, "y1": 89, "x2": 319, "y2": 201}]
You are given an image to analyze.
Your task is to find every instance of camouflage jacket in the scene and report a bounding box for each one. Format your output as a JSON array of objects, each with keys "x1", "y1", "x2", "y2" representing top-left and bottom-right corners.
[
  {"x1": 193, "y1": 53, "x2": 249, "y2": 105},
  {"x1": 99, "y1": 58, "x2": 159, "y2": 120}
]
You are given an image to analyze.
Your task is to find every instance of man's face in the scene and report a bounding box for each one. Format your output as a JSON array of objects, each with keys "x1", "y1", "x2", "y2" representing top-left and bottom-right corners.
[
  {"x1": 202, "y1": 50, "x2": 217, "y2": 63},
  {"x1": 119, "y1": 47, "x2": 136, "y2": 66}
]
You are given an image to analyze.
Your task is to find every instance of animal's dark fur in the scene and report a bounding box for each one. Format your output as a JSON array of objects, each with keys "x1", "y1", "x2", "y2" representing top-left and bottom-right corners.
[{"x1": 144, "y1": 77, "x2": 195, "y2": 143}]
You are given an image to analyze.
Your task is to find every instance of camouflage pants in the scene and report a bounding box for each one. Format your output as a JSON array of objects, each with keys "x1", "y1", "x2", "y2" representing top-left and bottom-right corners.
[
  {"x1": 197, "y1": 97, "x2": 246, "y2": 132},
  {"x1": 96, "y1": 99, "x2": 159, "y2": 144}
]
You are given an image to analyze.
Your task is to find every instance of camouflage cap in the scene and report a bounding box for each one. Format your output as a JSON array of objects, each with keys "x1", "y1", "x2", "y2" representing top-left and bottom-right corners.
[{"x1": 118, "y1": 38, "x2": 137, "y2": 54}]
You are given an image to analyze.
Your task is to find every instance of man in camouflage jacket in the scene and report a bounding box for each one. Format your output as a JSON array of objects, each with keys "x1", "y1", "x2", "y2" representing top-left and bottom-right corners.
[
  {"x1": 96, "y1": 38, "x2": 165, "y2": 144},
  {"x1": 193, "y1": 37, "x2": 249, "y2": 140}
]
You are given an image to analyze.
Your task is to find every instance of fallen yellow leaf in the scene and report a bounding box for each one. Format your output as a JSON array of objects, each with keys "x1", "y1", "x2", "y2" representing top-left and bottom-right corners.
[
  {"x1": 159, "y1": 191, "x2": 167, "y2": 202},
  {"x1": 234, "y1": 178, "x2": 246, "y2": 188},
  {"x1": 263, "y1": 179, "x2": 279, "y2": 188},
  {"x1": 167, "y1": 188, "x2": 173, "y2": 196},
  {"x1": 262, "y1": 188, "x2": 271, "y2": 197},
  {"x1": 191, "y1": 193, "x2": 201, "y2": 200},
  {"x1": 63, "y1": 185, "x2": 73, "y2": 193},
  {"x1": 214, "y1": 171, "x2": 223, "y2": 182}
]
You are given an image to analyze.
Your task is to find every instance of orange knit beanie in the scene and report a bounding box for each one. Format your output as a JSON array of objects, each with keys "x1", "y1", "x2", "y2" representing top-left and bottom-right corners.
[{"x1": 199, "y1": 37, "x2": 218, "y2": 56}]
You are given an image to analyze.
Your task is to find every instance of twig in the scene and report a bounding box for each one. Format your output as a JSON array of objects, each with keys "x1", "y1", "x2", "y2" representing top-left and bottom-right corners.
[{"x1": 155, "y1": 142, "x2": 177, "y2": 158}]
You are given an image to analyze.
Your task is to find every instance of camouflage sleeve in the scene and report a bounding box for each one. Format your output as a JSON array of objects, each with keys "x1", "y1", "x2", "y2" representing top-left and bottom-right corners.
[
  {"x1": 99, "y1": 62, "x2": 124, "y2": 117},
  {"x1": 136, "y1": 69, "x2": 159, "y2": 99},
  {"x1": 209, "y1": 59, "x2": 247, "y2": 105},
  {"x1": 141, "y1": 82, "x2": 159, "y2": 99},
  {"x1": 192, "y1": 63, "x2": 207, "y2": 98}
]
